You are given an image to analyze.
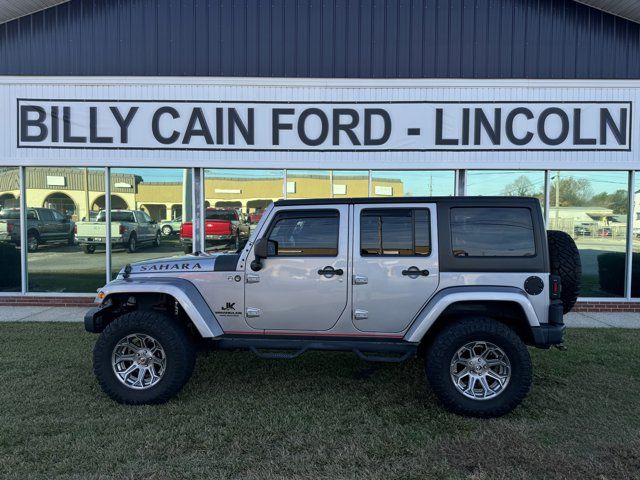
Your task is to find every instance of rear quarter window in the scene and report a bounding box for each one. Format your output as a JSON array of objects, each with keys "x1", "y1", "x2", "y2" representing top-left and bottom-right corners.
[{"x1": 450, "y1": 207, "x2": 535, "y2": 257}]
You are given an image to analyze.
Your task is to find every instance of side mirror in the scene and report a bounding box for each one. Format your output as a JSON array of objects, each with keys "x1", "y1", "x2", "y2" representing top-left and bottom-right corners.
[{"x1": 250, "y1": 238, "x2": 277, "y2": 271}]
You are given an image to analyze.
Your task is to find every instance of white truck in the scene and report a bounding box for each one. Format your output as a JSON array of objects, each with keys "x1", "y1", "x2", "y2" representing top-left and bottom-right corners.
[{"x1": 76, "y1": 210, "x2": 161, "y2": 254}]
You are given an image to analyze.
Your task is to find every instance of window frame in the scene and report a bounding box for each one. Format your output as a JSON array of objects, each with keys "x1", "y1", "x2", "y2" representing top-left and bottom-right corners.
[
  {"x1": 359, "y1": 207, "x2": 432, "y2": 257},
  {"x1": 263, "y1": 208, "x2": 340, "y2": 258}
]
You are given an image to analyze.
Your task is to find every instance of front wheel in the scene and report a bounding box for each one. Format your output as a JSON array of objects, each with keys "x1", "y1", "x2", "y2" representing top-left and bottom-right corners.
[
  {"x1": 161, "y1": 225, "x2": 172, "y2": 236},
  {"x1": 425, "y1": 318, "x2": 532, "y2": 418},
  {"x1": 92, "y1": 311, "x2": 196, "y2": 405},
  {"x1": 153, "y1": 232, "x2": 161, "y2": 248}
]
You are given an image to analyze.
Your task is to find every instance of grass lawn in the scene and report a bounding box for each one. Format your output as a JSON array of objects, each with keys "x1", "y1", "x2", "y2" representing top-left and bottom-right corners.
[{"x1": 0, "y1": 325, "x2": 639, "y2": 479}]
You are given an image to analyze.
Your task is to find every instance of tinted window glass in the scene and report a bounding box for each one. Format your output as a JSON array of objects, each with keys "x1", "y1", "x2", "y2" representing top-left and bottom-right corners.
[
  {"x1": 51, "y1": 210, "x2": 64, "y2": 221},
  {"x1": 206, "y1": 210, "x2": 237, "y2": 221},
  {"x1": 361, "y1": 209, "x2": 431, "y2": 256},
  {"x1": 0, "y1": 209, "x2": 20, "y2": 219},
  {"x1": 450, "y1": 207, "x2": 535, "y2": 257},
  {"x1": 268, "y1": 211, "x2": 339, "y2": 256},
  {"x1": 38, "y1": 209, "x2": 54, "y2": 221}
]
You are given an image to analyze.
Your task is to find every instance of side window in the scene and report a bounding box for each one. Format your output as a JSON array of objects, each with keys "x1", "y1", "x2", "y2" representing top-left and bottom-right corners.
[
  {"x1": 26, "y1": 210, "x2": 37, "y2": 220},
  {"x1": 51, "y1": 210, "x2": 64, "y2": 221},
  {"x1": 450, "y1": 207, "x2": 535, "y2": 257},
  {"x1": 38, "y1": 209, "x2": 54, "y2": 221},
  {"x1": 268, "y1": 210, "x2": 339, "y2": 256},
  {"x1": 360, "y1": 208, "x2": 431, "y2": 256}
]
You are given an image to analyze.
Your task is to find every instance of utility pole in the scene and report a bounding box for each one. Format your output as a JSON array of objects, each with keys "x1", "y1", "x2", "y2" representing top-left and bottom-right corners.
[{"x1": 84, "y1": 168, "x2": 90, "y2": 221}]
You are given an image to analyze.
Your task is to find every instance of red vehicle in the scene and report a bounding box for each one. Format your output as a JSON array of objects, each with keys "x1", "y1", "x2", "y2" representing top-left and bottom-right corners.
[
  {"x1": 180, "y1": 208, "x2": 245, "y2": 253},
  {"x1": 597, "y1": 227, "x2": 612, "y2": 237},
  {"x1": 248, "y1": 209, "x2": 265, "y2": 224}
]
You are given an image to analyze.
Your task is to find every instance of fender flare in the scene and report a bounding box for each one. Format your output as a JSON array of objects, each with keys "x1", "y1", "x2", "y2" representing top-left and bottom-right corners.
[
  {"x1": 404, "y1": 286, "x2": 541, "y2": 343},
  {"x1": 99, "y1": 277, "x2": 224, "y2": 338}
]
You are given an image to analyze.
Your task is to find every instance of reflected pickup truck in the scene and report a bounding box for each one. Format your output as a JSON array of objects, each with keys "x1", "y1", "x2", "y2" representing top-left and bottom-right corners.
[
  {"x1": 84, "y1": 197, "x2": 581, "y2": 418},
  {"x1": 76, "y1": 210, "x2": 161, "y2": 254},
  {"x1": 180, "y1": 208, "x2": 247, "y2": 253},
  {"x1": 0, "y1": 207, "x2": 75, "y2": 252}
]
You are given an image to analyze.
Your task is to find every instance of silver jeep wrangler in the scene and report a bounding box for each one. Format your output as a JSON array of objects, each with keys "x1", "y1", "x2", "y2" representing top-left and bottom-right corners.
[{"x1": 85, "y1": 197, "x2": 581, "y2": 418}]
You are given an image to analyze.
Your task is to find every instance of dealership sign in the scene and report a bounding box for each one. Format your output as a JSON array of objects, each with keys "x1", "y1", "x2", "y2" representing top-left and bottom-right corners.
[{"x1": 17, "y1": 100, "x2": 631, "y2": 152}]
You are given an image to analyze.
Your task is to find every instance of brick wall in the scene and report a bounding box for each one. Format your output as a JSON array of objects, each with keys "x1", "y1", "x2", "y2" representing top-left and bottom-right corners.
[
  {"x1": 572, "y1": 302, "x2": 640, "y2": 312},
  {"x1": 0, "y1": 296, "x2": 96, "y2": 307}
]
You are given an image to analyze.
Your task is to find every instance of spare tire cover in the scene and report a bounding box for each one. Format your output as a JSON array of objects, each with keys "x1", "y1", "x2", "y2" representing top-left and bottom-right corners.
[{"x1": 547, "y1": 230, "x2": 582, "y2": 314}]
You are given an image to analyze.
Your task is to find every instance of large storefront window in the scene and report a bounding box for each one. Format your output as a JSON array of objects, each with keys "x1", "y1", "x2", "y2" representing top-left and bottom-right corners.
[
  {"x1": 548, "y1": 171, "x2": 629, "y2": 297},
  {"x1": 109, "y1": 168, "x2": 191, "y2": 277},
  {"x1": 632, "y1": 174, "x2": 640, "y2": 298},
  {"x1": 371, "y1": 171, "x2": 455, "y2": 197},
  {"x1": 0, "y1": 167, "x2": 21, "y2": 292},
  {"x1": 466, "y1": 170, "x2": 545, "y2": 208},
  {"x1": 204, "y1": 169, "x2": 284, "y2": 253},
  {"x1": 287, "y1": 170, "x2": 331, "y2": 198},
  {"x1": 332, "y1": 171, "x2": 369, "y2": 197},
  {"x1": 26, "y1": 167, "x2": 106, "y2": 292}
]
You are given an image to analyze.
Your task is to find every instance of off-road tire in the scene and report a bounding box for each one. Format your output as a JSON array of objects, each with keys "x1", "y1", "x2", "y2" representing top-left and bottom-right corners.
[
  {"x1": 127, "y1": 234, "x2": 137, "y2": 253},
  {"x1": 93, "y1": 311, "x2": 196, "y2": 405},
  {"x1": 83, "y1": 244, "x2": 96, "y2": 254},
  {"x1": 425, "y1": 317, "x2": 532, "y2": 418},
  {"x1": 547, "y1": 230, "x2": 582, "y2": 314}
]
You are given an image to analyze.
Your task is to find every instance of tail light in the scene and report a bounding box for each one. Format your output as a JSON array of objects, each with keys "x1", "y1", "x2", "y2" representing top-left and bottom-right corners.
[{"x1": 550, "y1": 275, "x2": 562, "y2": 299}]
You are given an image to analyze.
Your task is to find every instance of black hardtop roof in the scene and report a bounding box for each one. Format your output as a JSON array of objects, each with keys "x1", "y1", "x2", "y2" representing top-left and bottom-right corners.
[{"x1": 274, "y1": 196, "x2": 541, "y2": 207}]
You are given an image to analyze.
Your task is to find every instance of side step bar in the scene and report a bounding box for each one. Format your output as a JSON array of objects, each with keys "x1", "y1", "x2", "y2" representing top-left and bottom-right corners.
[{"x1": 216, "y1": 337, "x2": 418, "y2": 363}]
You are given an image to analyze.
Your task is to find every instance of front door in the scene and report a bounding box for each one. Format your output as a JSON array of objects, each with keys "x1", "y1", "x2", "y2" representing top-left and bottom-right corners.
[
  {"x1": 244, "y1": 206, "x2": 349, "y2": 331},
  {"x1": 352, "y1": 204, "x2": 439, "y2": 333}
]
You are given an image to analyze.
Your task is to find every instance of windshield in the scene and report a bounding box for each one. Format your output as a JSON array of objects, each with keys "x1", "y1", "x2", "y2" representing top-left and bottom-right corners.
[
  {"x1": 205, "y1": 210, "x2": 236, "y2": 221},
  {"x1": 96, "y1": 211, "x2": 136, "y2": 222},
  {"x1": 0, "y1": 209, "x2": 20, "y2": 219}
]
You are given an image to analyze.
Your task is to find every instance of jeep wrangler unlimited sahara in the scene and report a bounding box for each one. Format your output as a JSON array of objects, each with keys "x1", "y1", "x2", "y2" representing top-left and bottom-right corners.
[{"x1": 85, "y1": 197, "x2": 581, "y2": 418}]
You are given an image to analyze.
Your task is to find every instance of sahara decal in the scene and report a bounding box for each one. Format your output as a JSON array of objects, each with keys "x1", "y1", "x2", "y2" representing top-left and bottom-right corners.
[{"x1": 138, "y1": 262, "x2": 203, "y2": 272}]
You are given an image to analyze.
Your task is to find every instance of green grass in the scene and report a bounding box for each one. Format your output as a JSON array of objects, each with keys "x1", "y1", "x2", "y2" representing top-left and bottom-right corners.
[{"x1": 0, "y1": 325, "x2": 639, "y2": 479}]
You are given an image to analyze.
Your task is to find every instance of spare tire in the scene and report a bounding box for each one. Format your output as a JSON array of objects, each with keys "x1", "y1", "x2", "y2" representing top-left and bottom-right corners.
[{"x1": 547, "y1": 230, "x2": 582, "y2": 314}]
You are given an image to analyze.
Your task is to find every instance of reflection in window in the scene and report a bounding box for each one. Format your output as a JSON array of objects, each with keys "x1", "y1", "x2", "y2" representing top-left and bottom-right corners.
[
  {"x1": 632, "y1": 173, "x2": 640, "y2": 298},
  {"x1": 0, "y1": 167, "x2": 21, "y2": 291},
  {"x1": 25, "y1": 167, "x2": 106, "y2": 292},
  {"x1": 205, "y1": 169, "x2": 284, "y2": 252},
  {"x1": 548, "y1": 171, "x2": 629, "y2": 297},
  {"x1": 287, "y1": 170, "x2": 331, "y2": 198},
  {"x1": 268, "y1": 211, "x2": 339, "y2": 256},
  {"x1": 451, "y1": 207, "x2": 535, "y2": 257},
  {"x1": 466, "y1": 170, "x2": 545, "y2": 211},
  {"x1": 332, "y1": 171, "x2": 369, "y2": 197},
  {"x1": 109, "y1": 168, "x2": 191, "y2": 276},
  {"x1": 371, "y1": 171, "x2": 455, "y2": 197}
]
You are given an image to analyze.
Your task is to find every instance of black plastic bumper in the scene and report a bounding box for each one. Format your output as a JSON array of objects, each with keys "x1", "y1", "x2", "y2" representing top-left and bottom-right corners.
[
  {"x1": 531, "y1": 323, "x2": 565, "y2": 348},
  {"x1": 84, "y1": 305, "x2": 115, "y2": 333}
]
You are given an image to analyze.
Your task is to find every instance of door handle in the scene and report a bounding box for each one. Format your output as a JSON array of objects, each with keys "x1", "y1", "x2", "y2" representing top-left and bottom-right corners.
[
  {"x1": 317, "y1": 266, "x2": 344, "y2": 276},
  {"x1": 401, "y1": 266, "x2": 429, "y2": 277}
]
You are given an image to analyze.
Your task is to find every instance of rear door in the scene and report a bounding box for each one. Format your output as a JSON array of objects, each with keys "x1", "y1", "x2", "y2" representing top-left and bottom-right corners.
[
  {"x1": 244, "y1": 206, "x2": 348, "y2": 331},
  {"x1": 351, "y1": 204, "x2": 439, "y2": 333},
  {"x1": 36, "y1": 209, "x2": 55, "y2": 241}
]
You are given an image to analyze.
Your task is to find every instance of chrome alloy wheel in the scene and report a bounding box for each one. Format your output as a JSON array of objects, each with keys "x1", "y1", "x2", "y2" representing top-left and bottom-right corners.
[
  {"x1": 449, "y1": 341, "x2": 511, "y2": 400},
  {"x1": 111, "y1": 333, "x2": 167, "y2": 390}
]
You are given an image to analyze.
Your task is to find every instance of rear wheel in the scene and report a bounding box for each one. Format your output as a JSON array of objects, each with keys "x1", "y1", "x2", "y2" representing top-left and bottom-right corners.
[
  {"x1": 92, "y1": 311, "x2": 195, "y2": 405},
  {"x1": 153, "y1": 232, "x2": 161, "y2": 248},
  {"x1": 425, "y1": 317, "x2": 532, "y2": 418},
  {"x1": 26, "y1": 233, "x2": 39, "y2": 252},
  {"x1": 162, "y1": 225, "x2": 172, "y2": 236},
  {"x1": 83, "y1": 244, "x2": 96, "y2": 254},
  {"x1": 127, "y1": 234, "x2": 137, "y2": 253}
]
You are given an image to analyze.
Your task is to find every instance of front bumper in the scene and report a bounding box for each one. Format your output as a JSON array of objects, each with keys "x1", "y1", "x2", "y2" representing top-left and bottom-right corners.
[{"x1": 84, "y1": 304, "x2": 117, "y2": 333}]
